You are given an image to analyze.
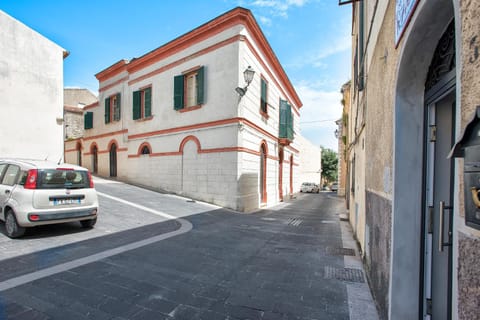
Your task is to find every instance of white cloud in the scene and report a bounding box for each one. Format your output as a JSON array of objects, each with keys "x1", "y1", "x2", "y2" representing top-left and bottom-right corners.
[
  {"x1": 247, "y1": 0, "x2": 308, "y2": 17},
  {"x1": 258, "y1": 15, "x2": 273, "y2": 26}
]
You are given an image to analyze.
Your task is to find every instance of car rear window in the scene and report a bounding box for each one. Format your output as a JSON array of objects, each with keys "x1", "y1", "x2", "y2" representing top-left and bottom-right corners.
[{"x1": 35, "y1": 169, "x2": 90, "y2": 189}]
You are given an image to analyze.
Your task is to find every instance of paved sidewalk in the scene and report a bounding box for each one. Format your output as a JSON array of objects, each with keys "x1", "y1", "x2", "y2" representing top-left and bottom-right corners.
[{"x1": 0, "y1": 192, "x2": 378, "y2": 319}]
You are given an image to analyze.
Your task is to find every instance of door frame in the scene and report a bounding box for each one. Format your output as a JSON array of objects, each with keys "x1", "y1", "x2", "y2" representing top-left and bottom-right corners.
[
  {"x1": 109, "y1": 143, "x2": 117, "y2": 178},
  {"x1": 421, "y1": 83, "x2": 455, "y2": 319},
  {"x1": 260, "y1": 142, "x2": 267, "y2": 204},
  {"x1": 279, "y1": 149, "x2": 284, "y2": 201}
]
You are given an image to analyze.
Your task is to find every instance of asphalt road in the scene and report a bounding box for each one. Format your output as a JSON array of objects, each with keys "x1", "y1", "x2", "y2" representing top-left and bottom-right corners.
[{"x1": 0, "y1": 178, "x2": 378, "y2": 320}]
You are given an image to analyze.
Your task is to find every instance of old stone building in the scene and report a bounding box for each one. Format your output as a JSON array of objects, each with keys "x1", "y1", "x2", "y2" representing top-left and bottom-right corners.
[
  {"x1": 64, "y1": 88, "x2": 97, "y2": 140},
  {"x1": 343, "y1": 0, "x2": 480, "y2": 319},
  {"x1": 336, "y1": 80, "x2": 350, "y2": 197}
]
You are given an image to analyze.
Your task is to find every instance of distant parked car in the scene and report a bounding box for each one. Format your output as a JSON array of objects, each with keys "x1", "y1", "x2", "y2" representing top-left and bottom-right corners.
[
  {"x1": 330, "y1": 182, "x2": 339, "y2": 192},
  {"x1": 301, "y1": 182, "x2": 319, "y2": 193},
  {"x1": 0, "y1": 159, "x2": 99, "y2": 238}
]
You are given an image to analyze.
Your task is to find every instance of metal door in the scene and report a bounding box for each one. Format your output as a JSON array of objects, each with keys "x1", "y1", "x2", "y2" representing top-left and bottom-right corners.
[{"x1": 424, "y1": 90, "x2": 455, "y2": 319}]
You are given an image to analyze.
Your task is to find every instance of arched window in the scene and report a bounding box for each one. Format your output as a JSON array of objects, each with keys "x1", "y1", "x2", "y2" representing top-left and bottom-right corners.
[
  {"x1": 109, "y1": 143, "x2": 117, "y2": 177},
  {"x1": 91, "y1": 145, "x2": 98, "y2": 174},
  {"x1": 141, "y1": 145, "x2": 151, "y2": 155}
]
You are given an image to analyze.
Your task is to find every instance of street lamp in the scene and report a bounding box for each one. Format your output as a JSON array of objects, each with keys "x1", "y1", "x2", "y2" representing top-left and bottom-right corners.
[{"x1": 235, "y1": 66, "x2": 255, "y2": 97}]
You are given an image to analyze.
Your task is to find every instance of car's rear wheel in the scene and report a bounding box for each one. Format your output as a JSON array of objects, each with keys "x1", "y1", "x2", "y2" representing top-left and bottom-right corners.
[
  {"x1": 5, "y1": 210, "x2": 26, "y2": 238},
  {"x1": 80, "y1": 218, "x2": 97, "y2": 229}
]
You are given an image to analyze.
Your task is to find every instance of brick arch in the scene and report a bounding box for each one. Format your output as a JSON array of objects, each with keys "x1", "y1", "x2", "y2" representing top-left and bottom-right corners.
[
  {"x1": 259, "y1": 139, "x2": 268, "y2": 155},
  {"x1": 138, "y1": 142, "x2": 152, "y2": 155},
  {"x1": 90, "y1": 142, "x2": 98, "y2": 153},
  {"x1": 179, "y1": 135, "x2": 201, "y2": 154},
  {"x1": 107, "y1": 139, "x2": 119, "y2": 151}
]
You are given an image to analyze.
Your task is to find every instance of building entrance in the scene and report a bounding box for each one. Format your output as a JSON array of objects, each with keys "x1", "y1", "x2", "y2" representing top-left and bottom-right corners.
[{"x1": 422, "y1": 20, "x2": 455, "y2": 320}]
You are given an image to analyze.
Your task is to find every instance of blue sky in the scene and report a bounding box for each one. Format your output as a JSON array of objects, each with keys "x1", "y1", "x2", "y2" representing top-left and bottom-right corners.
[{"x1": 1, "y1": 0, "x2": 351, "y2": 151}]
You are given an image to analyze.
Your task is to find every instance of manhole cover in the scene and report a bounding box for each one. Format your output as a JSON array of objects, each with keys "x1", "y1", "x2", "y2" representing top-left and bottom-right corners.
[
  {"x1": 287, "y1": 218, "x2": 303, "y2": 226},
  {"x1": 324, "y1": 266, "x2": 365, "y2": 283},
  {"x1": 326, "y1": 247, "x2": 356, "y2": 256}
]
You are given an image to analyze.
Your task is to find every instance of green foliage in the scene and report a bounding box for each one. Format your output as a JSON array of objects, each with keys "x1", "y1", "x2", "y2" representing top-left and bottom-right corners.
[{"x1": 321, "y1": 147, "x2": 338, "y2": 184}]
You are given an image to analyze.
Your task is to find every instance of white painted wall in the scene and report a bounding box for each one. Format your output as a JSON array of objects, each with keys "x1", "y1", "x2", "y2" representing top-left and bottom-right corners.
[
  {"x1": 297, "y1": 135, "x2": 321, "y2": 187},
  {"x1": 66, "y1": 12, "x2": 302, "y2": 211},
  {"x1": 0, "y1": 10, "x2": 65, "y2": 160}
]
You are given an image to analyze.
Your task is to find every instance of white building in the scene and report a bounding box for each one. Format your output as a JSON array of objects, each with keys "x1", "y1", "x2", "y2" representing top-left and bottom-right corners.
[
  {"x1": 0, "y1": 10, "x2": 67, "y2": 160},
  {"x1": 65, "y1": 7, "x2": 303, "y2": 212},
  {"x1": 297, "y1": 135, "x2": 321, "y2": 186}
]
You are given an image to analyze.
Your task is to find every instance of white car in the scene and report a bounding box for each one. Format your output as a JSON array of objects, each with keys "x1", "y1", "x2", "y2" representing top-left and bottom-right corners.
[
  {"x1": 330, "y1": 183, "x2": 339, "y2": 192},
  {"x1": 0, "y1": 159, "x2": 99, "y2": 238},
  {"x1": 300, "y1": 182, "x2": 319, "y2": 193}
]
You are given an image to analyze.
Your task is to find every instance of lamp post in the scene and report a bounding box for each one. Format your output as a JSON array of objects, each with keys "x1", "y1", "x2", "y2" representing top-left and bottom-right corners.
[{"x1": 235, "y1": 66, "x2": 255, "y2": 97}]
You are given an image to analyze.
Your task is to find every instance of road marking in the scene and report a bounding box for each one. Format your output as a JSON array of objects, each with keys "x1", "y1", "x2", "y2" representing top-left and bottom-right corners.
[
  {"x1": 97, "y1": 191, "x2": 178, "y2": 220},
  {"x1": 0, "y1": 194, "x2": 193, "y2": 292}
]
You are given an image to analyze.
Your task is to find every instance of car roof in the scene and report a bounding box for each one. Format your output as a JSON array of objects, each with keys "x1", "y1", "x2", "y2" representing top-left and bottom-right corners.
[{"x1": 0, "y1": 158, "x2": 87, "y2": 171}]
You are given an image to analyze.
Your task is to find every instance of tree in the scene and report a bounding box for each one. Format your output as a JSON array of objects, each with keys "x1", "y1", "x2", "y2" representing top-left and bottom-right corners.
[{"x1": 321, "y1": 147, "x2": 338, "y2": 185}]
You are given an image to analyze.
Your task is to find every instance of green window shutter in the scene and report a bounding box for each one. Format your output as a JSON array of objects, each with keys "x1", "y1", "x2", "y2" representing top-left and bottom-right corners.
[
  {"x1": 196, "y1": 66, "x2": 205, "y2": 105},
  {"x1": 133, "y1": 90, "x2": 141, "y2": 120},
  {"x1": 114, "y1": 93, "x2": 121, "y2": 121},
  {"x1": 144, "y1": 87, "x2": 152, "y2": 117},
  {"x1": 287, "y1": 102, "x2": 294, "y2": 140},
  {"x1": 174, "y1": 75, "x2": 184, "y2": 110},
  {"x1": 261, "y1": 79, "x2": 267, "y2": 113},
  {"x1": 84, "y1": 112, "x2": 93, "y2": 129},
  {"x1": 104, "y1": 97, "x2": 110, "y2": 123},
  {"x1": 279, "y1": 99, "x2": 287, "y2": 138}
]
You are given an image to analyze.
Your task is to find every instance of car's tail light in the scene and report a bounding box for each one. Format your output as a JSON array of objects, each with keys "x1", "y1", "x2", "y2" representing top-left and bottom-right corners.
[
  {"x1": 87, "y1": 171, "x2": 94, "y2": 188},
  {"x1": 24, "y1": 169, "x2": 38, "y2": 189}
]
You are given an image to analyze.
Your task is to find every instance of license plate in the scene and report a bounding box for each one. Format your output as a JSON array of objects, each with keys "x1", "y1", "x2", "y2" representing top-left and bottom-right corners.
[{"x1": 52, "y1": 198, "x2": 81, "y2": 205}]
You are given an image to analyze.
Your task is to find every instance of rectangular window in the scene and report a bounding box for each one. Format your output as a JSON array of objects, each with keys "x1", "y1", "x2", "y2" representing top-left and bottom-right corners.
[
  {"x1": 105, "y1": 93, "x2": 121, "y2": 123},
  {"x1": 279, "y1": 99, "x2": 294, "y2": 140},
  {"x1": 133, "y1": 86, "x2": 152, "y2": 120},
  {"x1": 84, "y1": 112, "x2": 93, "y2": 129},
  {"x1": 260, "y1": 77, "x2": 268, "y2": 115},
  {"x1": 174, "y1": 66, "x2": 205, "y2": 110}
]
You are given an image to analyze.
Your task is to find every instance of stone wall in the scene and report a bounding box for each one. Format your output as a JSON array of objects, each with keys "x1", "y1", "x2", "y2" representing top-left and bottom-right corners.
[
  {"x1": 457, "y1": 1, "x2": 480, "y2": 318},
  {"x1": 365, "y1": 191, "x2": 391, "y2": 320}
]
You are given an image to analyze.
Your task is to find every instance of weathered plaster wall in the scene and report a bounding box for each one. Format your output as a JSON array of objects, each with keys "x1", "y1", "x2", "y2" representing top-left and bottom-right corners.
[
  {"x1": 365, "y1": 0, "x2": 396, "y2": 198},
  {"x1": 366, "y1": 191, "x2": 391, "y2": 320},
  {"x1": 362, "y1": 3, "x2": 397, "y2": 319}
]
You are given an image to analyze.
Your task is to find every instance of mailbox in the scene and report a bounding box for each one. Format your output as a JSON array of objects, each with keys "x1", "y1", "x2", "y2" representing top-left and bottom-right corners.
[{"x1": 450, "y1": 106, "x2": 480, "y2": 230}]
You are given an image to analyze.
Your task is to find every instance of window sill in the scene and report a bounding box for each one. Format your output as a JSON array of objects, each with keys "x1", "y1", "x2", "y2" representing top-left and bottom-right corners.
[
  {"x1": 106, "y1": 120, "x2": 122, "y2": 125},
  {"x1": 260, "y1": 110, "x2": 269, "y2": 119},
  {"x1": 279, "y1": 138, "x2": 292, "y2": 146},
  {"x1": 179, "y1": 105, "x2": 202, "y2": 113},
  {"x1": 134, "y1": 116, "x2": 154, "y2": 122}
]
